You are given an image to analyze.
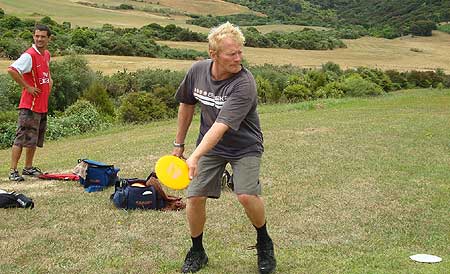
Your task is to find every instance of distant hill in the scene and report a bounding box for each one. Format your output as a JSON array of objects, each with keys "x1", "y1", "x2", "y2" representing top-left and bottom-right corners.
[
  {"x1": 224, "y1": 0, "x2": 449, "y2": 37},
  {"x1": 0, "y1": 0, "x2": 251, "y2": 30},
  {"x1": 309, "y1": 0, "x2": 450, "y2": 33},
  {"x1": 309, "y1": 0, "x2": 450, "y2": 25}
]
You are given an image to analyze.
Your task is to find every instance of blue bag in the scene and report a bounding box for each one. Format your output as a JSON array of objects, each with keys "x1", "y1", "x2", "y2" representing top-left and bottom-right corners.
[
  {"x1": 111, "y1": 178, "x2": 166, "y2": 210},
  {"x1": 79, "y1": 159, "x2": 120, "y2": 191}
]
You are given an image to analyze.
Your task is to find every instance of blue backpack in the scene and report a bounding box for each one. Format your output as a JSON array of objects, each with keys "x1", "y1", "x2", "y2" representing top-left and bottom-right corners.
[
  {"x1": 111, "y1": 177, "x2": 166, "y2": 210},
  {"x1": 78, "y1": 159, "x2": 120, "y2": 192}
]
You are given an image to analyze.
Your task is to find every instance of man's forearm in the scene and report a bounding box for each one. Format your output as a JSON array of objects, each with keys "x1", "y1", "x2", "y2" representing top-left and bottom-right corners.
[
  {"x1": 7, "y1": 68, "x2": 29, "y2": 89},
  {"x1": 190, "y1": 122, "x2": 229, "y2": 161},
  {"x1": 175, "y1": 103, "x2": 195, "y2": 144}
]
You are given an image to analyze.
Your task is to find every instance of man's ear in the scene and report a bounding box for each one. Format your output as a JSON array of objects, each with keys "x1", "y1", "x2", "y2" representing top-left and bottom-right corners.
[{"x1": 209, "y1": 49, "x2": 216, "y2": 61}]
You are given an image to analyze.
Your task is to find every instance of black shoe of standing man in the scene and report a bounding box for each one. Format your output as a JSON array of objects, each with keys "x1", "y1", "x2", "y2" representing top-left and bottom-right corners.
[
  {"x1": 256, "y1": 239, "x2": 276, "y2": 274},
  {"x1": 181, "y1": 248, "x2": 208, "y2": 273}
]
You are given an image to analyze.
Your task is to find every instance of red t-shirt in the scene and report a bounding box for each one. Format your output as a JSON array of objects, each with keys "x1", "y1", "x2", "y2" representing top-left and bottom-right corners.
[{"x1": 14, "y1": 47, "x2": 51, "y2": 113}]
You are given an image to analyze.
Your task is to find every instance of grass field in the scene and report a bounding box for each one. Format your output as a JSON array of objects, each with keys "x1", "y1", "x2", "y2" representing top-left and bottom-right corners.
[
  {"x1": 0, "y1": 0, "x2": 251, "y2": 31},
  {"x1": 18, "y1": 30, "x2": 444, "y2": 75},
  {"x1": 157, "y1": 30, "x2": 450, "y2": 74},
  {"x1": 3, "y1": 29, "x2": 445, "y2": 76},
  {"x1": 1, "y1": 89, "x2": 449, "y2": 273},
  {"x1": 2, "y1": 1, "x2": 450, "y2": 75}
]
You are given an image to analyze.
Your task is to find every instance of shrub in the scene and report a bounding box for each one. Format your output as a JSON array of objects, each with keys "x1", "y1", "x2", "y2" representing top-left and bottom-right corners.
[
  {"x1": 283, "y1": 84, "x2": 312, "y2": 102},
  {"x1": 50, "y1": 54, "x2": 96, "y2": 113},
  {"x1": 250, "y1": 64, "x2": 301, "y2": 100},
  {"x1": 442, "y1": 74, "x2": 450, "y2": 88},
  {"x1": 355, "y1": 67, "x2": 393, "y2": 92},
  {"x1": 302, "y1": 70, "x2": 330, "y2": 93},
  {"x1": 71, "y1": 28, "x2": 97, "y2": 48},
  {"x1": 0, "y1": 121, "x2": 16, "y2": 149},
  {"x1": 46, "y1": 116, "x2": 81, "y2": 140},
  {"x1": 255, "y1": 75, "x2": 277, "y2": 104},
  {"x1": 118, "y1": 92, "x2": 169, "y2": 123},
  {"x1": 385, "y1": 70, "x2": 409, "y2": 90},
  {"x1": 437, "y1": 23, "x2": 450, "y2": 34},
  {"x1": 410, "y1": 20, "x2": 436, "y2": 36},
  {"x1": 0, "y1": 37, "x2": 29, "y2": 59},
  {"x1": 316, "y1": 82, "x2": 345, "y2": 98},
  {"x1": 410, "y1": 48, "x2": 423, "y2": 53},
  {"x1": 0, "y1": 74, "x2": 21, "y2": 111},
  {"x1": 82, "y1": 82, "x2": 116, "y2": 117},
  {"x1": 118, "y1": 4, "x2": 133, "y2": 10},
  {"x1": 0, "y1": 110, "x2": 17, "y2": 124},
  {"x1": 46, "y1": 100, "x2": 110, "y2": 141},
  {"x1": 101, "y1": 70, "x2": 139, "y2": 98},
  {"x1": 340, "y1": 74, "x2": 384, "y2": 97},
  {"x1": 62, "y1": 99, "x2": 104, "y2": 132},
  {"x1": 321, "y1": 62, "x2": 343, "y2": 77},
  {"x1": 152, "y1": 85, "x2": 178, "y2": 117},
  {"x1": 406, "y1": 70, "x2": 443, "y2": 88},
  {"x1": 134, "y1": 68, "x2": 185, "y2": 92}
]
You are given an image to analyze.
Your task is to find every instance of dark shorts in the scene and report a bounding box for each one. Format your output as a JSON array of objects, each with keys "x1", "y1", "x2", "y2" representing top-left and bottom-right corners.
[
  {"x1": 14, "y1": 108, "x2": 47, "y2": 148},
  {"x1": 187, "y1": 155, "x2": 262, "y2": 198}
]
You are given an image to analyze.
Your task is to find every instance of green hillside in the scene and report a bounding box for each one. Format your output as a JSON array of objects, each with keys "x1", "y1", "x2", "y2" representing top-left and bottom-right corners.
[
  {"x1": 0, "y1": 0, "x2": 249, "y2": 30},
  {"x1": 309, "y1": 0, "x2": 450, "y2": 26},
  {"x1": 224, "y1": 0, "x2": 448, "y2": 37},
  {"x1": 2, "y1": 0, "x2": 448, "y2": 38}
]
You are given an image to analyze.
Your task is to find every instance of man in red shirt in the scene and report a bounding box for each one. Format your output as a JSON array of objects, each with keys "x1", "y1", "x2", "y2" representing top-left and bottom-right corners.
[{"x1": 7, "y1": 24, "x2": 53, "y2": 181}]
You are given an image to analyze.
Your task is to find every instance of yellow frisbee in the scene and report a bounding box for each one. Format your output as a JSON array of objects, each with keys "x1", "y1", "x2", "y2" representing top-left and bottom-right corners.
[{"x1": 155, "y1": 155, "x2": 190, "y2": 190}]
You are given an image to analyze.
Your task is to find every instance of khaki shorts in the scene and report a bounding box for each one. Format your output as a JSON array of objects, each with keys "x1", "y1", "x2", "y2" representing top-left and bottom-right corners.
[
  {"x1": 187, "y1": 155, "x2": 262, "y2": 198},
  {"x1": 14, "y1": 108, "x2": 47, "y2": 148}
]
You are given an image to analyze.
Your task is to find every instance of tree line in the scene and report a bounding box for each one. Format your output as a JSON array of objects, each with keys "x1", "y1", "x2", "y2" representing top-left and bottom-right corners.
[
  {"x1": 0, "y1": 9, "x2": 207, "y2": 60},
  {"x1": 0, "y1": 8, "x2": 350, "y2": 53}
]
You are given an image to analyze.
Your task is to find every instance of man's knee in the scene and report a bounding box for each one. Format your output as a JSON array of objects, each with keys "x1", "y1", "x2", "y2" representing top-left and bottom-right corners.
[
  {"x1": 237, "y1": 194, "x2": 259, "y2": 207},
  {"x1": 188, "y1": 196, "x2": 207, "y2": 207}
]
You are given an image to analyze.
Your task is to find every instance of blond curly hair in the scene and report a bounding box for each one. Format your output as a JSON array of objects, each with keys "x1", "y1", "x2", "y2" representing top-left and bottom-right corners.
[{"x1": 208, "y1": 22, "x2": 245, "y2": 52}]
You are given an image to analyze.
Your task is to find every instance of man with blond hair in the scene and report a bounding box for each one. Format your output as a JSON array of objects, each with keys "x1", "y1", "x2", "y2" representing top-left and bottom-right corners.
[{"x1": 172, "y1": 22, "x2": 276, "y2": 274}]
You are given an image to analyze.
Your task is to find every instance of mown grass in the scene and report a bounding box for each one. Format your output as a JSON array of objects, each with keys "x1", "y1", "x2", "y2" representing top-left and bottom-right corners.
[
  {"x1": 0, "y1": 89, "x2": 449, "y2": 274},
  {"x1": 0, "y1": 0, "x2": 248, "y2": 31},
  {"x1": 158, "y1": 31, "x2": 450, "y2": 74},
  {"x1": 3, "y1": 29, "x2": 445, "y2": 76}
]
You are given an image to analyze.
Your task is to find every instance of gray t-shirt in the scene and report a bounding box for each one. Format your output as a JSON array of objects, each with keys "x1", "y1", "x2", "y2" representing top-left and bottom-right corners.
[{"x1": 175, "y1": 59, "x2": 263, "y2": 159}]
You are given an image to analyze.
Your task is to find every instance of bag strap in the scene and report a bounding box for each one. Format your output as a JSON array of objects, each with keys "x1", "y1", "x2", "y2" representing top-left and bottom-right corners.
[
  {"x1": 145, "y1": 173, "x2": 186, "y2": 210},
  {"x1": 79, "y1": 159, "x2": 114, "y2": 168},
  {"x1": 145, "y1": 175, "x2": 169, "y2": 201}
]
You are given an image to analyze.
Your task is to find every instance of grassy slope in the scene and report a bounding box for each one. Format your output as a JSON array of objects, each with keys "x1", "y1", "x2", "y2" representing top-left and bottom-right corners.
[
  {"x1": 0, "y1": 89, "x2": 449, "y2": 273},
  {"x1": 0, "y1": 0, "x2": 250, "y2": 30},
  {"x1": 158, "y1": 31, "x2": 450, "y2": 74},
  {"x1": 2, "y1": 29, "x2": 445, "y2": 75},
  {"x1": 2, "y1": 1, "x2": 450, "y2": 75},
  {"x1": 2, "y1": 29, "x2": 442, "y2": 75}
]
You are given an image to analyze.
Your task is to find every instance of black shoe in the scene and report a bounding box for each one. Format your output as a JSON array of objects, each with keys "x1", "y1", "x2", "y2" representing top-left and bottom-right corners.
[
  {"x1": 9, "y1": 170, "x2": 24, "y2": 182},
  {"x1": 181, "y1": 248, "x2": 208, "y2": 273},
  {"x1": 22, "y1": 166, "x2": 43, "y2": 177},
  {"x1": 256, "y1": 240, "x2": 276, "y2": 274}
]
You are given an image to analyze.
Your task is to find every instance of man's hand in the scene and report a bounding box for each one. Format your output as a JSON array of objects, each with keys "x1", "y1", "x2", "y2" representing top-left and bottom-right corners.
[
  {"x1": 25, "y1": 85, "x2": 41, "y2": 96},
  {"x1": 186, "y1": 155, "x2": 200, "y2": 180},
  {"x1": 171, "y1": 147, "x2": 185, "y2": 159},
  {"x1": 183, "y1": 122, "x2": 229, "y2": 180}
]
